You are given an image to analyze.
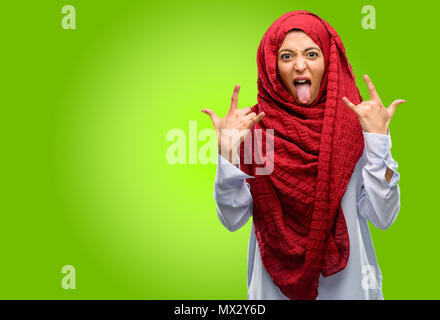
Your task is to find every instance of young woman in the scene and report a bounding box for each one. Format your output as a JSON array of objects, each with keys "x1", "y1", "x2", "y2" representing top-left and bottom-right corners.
[{"x1": 202, "y1": 11, "x2": 404, "y2": 300}]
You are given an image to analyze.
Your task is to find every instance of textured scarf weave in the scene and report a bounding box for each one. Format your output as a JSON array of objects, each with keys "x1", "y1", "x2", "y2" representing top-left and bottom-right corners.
[{"x1": 239, "y1": 11, "x2": 365, "y2": 300}]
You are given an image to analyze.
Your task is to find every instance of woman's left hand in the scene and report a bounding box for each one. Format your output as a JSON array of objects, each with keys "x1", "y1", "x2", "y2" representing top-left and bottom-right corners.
[{"x1": 342, "y1": 74, "x2": 406, "y2": 135}]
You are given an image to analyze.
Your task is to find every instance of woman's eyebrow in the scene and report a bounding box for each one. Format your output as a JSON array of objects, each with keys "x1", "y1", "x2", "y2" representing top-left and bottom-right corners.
[{"x1": 279, "y1": 47, "x2": 321, "y2": 53}]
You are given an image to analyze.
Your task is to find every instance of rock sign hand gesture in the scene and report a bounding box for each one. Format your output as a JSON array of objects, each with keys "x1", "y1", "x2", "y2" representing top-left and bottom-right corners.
[
  {"x1": 201, "y1": 84, "x2": 265, "y2": 165},
  {"x1": 342, "y1": 74, "x2": 406, "y2": 135},
  {"x1": 343, "y1": 74, "x2": 406, "y2": 183}
]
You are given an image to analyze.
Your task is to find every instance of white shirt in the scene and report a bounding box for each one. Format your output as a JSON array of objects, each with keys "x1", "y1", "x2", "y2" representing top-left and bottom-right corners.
[{"x1": 213, "y1": 130, "x2": 400, "y2": 300}]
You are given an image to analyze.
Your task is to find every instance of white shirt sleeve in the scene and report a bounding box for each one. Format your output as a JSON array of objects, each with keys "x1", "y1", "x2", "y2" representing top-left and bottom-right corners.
[
  {"x1": 356, "y1": 129, "x2": 401, "y2": 230},
  {"x1": 213, "y1": 153, "x2": 255, "y2": 232}
]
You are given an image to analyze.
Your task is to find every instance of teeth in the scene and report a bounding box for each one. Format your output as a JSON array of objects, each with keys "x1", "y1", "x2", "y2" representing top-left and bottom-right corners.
[{"x1": 295, "y1": 80, "x2": 308, "y2": 84}]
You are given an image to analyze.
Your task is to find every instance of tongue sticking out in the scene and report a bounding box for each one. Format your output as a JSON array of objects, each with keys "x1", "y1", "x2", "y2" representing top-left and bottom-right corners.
[{"x1": 295, "y1": 82, "x2": 311, "y2": 104}]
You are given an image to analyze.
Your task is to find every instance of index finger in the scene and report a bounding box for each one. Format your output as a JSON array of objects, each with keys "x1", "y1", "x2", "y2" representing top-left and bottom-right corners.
[
  {"x1": 229, "y1": 84, "x2": 240, "y2": 112},
  {"x1": 364, "y1": 74, "x2": 381, "y2": 103}
]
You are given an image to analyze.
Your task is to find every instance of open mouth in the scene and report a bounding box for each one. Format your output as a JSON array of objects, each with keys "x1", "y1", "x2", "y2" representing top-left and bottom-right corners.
[
  {"x1": 294, "y1": 79, "x2": 311, "y2": 86},
  {"x1": 293, "y1": 80, "x2": 312, "y2": 104}
]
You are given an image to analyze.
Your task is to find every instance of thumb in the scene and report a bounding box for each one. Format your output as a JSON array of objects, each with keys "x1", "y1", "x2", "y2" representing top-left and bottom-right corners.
[
  {"x1": 342, "y1": 97, "x2": 358, "y2": 114},
  {"x1": 387, "y1": 99, "x2": 406, "y2": 118},
  {"x1": 201, "y1": 108, "x2": 220, "y2": 125}
]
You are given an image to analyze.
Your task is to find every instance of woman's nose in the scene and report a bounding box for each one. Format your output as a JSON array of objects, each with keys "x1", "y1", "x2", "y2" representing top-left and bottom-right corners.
[{"x1": 294, "y1": 58, "x2": 307, "y2": 72}]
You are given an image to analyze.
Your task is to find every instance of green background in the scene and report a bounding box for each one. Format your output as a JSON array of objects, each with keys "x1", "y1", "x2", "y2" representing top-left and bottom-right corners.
[{"x1": 0, "y1": 0, "x2": 437, "y2": 299}]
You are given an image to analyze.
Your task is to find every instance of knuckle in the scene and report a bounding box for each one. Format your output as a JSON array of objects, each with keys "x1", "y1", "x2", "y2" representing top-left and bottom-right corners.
[{"x1": 358, "y1": 110, "x2": 367, "y2": 117}]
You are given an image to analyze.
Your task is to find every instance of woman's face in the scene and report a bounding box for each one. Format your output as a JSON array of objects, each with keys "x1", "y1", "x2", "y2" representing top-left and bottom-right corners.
[{"x1": 277, "y1": 30, "x2": 325, "y2": 105}]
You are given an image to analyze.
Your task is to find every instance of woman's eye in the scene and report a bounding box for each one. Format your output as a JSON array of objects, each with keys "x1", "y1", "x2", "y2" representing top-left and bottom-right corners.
[
  {"x1": 307, "y1": 52, "x2": 318, "y2": 58},
  {"x1": 281, "y1": 54, "x2": 292, "y2": 59}
]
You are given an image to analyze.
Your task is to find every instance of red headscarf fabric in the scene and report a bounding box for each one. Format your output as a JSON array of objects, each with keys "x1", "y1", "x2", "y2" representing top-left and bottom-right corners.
[{"x1": 239, "y1": 11, "x2": 365, "y2": 300}]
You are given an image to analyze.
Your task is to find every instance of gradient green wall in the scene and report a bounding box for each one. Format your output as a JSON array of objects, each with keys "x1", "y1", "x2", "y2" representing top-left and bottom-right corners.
[{"x1": 0, "y1": 0, "x2": 437, "y2": 299}]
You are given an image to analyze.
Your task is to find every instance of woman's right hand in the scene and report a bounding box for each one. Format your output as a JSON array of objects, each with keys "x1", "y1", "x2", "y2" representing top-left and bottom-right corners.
[{"x1": 201, "y1": 84, "x2": 265, "y2": 165}]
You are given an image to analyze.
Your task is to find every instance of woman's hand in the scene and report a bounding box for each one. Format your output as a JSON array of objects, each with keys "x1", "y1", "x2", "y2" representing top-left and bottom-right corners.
[
  {"x1": 202, "y1": 84, "x2": 265, "y2": 165},
  {"x1": 342, "y1": 74, "x2": 406, "y2": 135}
]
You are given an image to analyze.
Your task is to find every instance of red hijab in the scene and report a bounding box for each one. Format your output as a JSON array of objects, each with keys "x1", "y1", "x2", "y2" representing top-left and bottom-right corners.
[{"x1": 239, "y1": 11, "x2": 364, "y2": 300}]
